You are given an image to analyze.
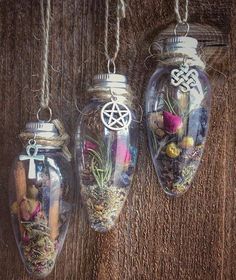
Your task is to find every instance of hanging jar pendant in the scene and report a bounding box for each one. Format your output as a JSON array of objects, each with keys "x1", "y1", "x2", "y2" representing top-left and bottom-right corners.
[
  {"x1": 145, "y1": 36, "x2": 211, "y2": 196},
  {"x1": 9, "y1": 121, "x2": 72, "y2": 278},
  {"x1": 75, "y1": 74, "x2": 139, "y2": 232}
]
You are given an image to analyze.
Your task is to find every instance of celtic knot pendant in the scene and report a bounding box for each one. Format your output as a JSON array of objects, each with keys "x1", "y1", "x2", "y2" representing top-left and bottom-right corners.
[
  {"x1": 171, "y1": 64, "x2": 199, "y2": 92},
  {"x1": 101, "y1": 100, "x2": 132, "y2": 131}
]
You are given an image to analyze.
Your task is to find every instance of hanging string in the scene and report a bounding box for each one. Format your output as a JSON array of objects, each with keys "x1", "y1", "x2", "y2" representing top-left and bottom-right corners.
[
  {"x1": 144, "y1": 0, "x2": 206, "y2": 69},
  {"x1": 174, "y1": 0, "x2": 189, "y2": 23},
  {"x1": 174, "y1": 0, "x2": 189, "y2": 37},
  {"x1": 104, "y1": 0, "x2": 126, "y2": 73},
  {"x1": 40, "y1": 0, "x2": 51, "y2": 109}
]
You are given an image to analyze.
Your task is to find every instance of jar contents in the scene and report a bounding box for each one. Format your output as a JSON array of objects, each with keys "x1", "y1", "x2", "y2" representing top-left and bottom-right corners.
[
  {"x1": 146, "y1": 63, "x2": 211, "y2": 196},
  {"x1": 9, "y1": 121, "x2": 72, "y2": 278},
  {"x1": 78, "y1": 113, "x2": 138, "y2": 232},
  {"x1": 75, "y1": 73, "x2": 139, "y2": 232}
]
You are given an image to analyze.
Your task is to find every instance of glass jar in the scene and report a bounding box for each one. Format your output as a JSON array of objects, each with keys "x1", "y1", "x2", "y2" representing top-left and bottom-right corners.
[
  {"x1": 75, "y1": 74, "x2": 138, "y2": 232},
  {"x1": 9, "y1": 122, "x2": 72, "y2": 278},
  {"x1": 145, "y1": 37, "x2": 211, "y2": 196}
]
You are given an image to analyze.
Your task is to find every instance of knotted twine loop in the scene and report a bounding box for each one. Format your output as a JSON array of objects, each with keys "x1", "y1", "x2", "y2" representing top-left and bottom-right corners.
[
  {"x1": 40, "y1": 0, "x2": 51, "y2": 109},
  {"x1": 19, "y1": 119, "x2": 72, "y2": 161}
]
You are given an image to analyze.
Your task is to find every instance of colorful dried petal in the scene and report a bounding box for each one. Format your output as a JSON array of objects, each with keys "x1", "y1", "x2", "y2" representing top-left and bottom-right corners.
[{"x1": 163, "y1": 111, "x2": 183, "y2": 134}]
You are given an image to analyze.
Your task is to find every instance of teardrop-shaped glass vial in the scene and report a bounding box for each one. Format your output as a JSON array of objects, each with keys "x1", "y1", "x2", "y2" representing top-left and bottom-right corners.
[
  {"x1": 145, "y1": 37, "x2": 211, "y2": 196},
  {"x1": 9, "y1": 121, "x2": 72, "y2": 278},
  {"x1": 75, "y1": 74, "x2": 138, "y2": 232}
]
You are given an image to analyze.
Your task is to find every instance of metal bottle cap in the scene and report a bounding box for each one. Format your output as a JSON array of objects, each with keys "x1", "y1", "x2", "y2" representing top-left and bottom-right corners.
[
  {"x1": 25, "y1": 121, "x2": 59, "y2": 138},
  {"x1": 92, "y1": 73, "x2": 128, "y2": 89},
  {"x1": 163, "y1": 36, "x2": 198, "y2": 53}
]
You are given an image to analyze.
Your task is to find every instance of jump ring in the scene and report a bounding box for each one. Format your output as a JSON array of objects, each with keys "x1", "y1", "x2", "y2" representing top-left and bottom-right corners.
[
  {"x1": 110, "y1": 89, "x2": 118, "y2": 101},
  {"x1": 37, "y1": 106, "x2": 52, "y2": 122},
  {"x1": 28, "y1": 139, "x2": 36, "y2": 146}
]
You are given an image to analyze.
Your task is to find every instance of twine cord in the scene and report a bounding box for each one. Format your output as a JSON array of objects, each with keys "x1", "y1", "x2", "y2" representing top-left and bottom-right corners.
[
  {"x1": 158, "y1": 53, "x2": 205, "y2": 69},
  {"x1": 174, "y1": 0, "x2": 189, "y2": 23},
  {"x1": 147, "y1": 43, "x2": 206, "y2": 69},
  {"x1": 88, "y1": 87, "x2": 133, "y2": 106},
  {"x1": 19, "y1": 119, "x2": 72, "y2": 161},
  {"x1": 104, "y1": 0, "x2": 125, "y2": 73},
  {"x1": 40, "y1": 0, "x2": 51, "y2": 109}
]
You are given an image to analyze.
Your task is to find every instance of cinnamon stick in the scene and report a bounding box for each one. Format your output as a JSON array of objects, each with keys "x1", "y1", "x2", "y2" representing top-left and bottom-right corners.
[
  {"x1": 49, "y1": 199, "x2": 60, "y2": 240},
  {"x1": 14, "y1": 161, "x2": 27, "y2": 234},
  {"x1": 48, "y1": 167, "x2": 60, "y2": 241},
  {"x1": 14, "y1": 161, "x2": 27, "y2": 203}
]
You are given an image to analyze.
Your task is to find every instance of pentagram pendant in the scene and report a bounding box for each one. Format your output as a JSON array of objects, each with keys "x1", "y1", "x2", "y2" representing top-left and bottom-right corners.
[{"x1": 101, "y1": 101, "x2": 132, "y2": 131}]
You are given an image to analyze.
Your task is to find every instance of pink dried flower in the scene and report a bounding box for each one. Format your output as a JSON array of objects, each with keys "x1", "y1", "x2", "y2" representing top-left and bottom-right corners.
[
  {"x1": 114, "y1": 141, "x2": 131, "y2": 165},
  {"x1": 84, "y1": 140, "x2": 97, "y2": 152},
  {"x1": 22, "y1": 232, "x2": 30, "y2": 244},
  {"x1": 19, "y1": 198, "x2": 41, "y2": 221},
  {"x1": 163, "y1": 111, "x2": 183, "y2": 134}
]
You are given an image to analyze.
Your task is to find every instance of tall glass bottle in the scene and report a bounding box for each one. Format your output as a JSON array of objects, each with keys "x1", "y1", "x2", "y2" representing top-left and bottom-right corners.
[
  {"x1": 145, "y1": 37, "x2": 211, "y2": 196},
  {"x1": 75, "y1": 74, "x2": 138, "y2": 232},
  {"x1": 9, "y1": 121, "x2": 72, "y2": 278}
]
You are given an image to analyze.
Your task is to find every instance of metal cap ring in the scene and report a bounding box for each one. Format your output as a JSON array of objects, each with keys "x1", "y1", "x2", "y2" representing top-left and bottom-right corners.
[
  {"x1": 37, "y1": 107, "x2": 52, "y2": 123},
  {"x1": 174, "y1": 22, "x2": 190, "y2": 37}
]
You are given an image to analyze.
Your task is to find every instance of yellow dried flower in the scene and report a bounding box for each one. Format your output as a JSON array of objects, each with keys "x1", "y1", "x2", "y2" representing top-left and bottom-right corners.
[
  {"x1": 180, "y1": 136, "x2": 194, "y2": 148},
  {"x1": 166, "y1": 143, "x2": 181, "y2": 158}
]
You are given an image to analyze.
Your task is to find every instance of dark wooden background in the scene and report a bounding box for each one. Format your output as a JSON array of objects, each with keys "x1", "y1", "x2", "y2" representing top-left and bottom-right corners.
[{"x1": 0, "y1": 0, "x2": 235, "y2": 279}]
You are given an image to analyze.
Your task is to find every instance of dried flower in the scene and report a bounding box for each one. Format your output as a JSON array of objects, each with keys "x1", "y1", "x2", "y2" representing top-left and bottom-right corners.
[
  {"x1": 163, "y1": 111, "x2": 183, "y2": 134},
  {"x1": 148, "y1": 112, "x2": 164, "y2": 130},
  {"x1": 21, "y1": 221, "x2": 56, "y2": 277},
  {"x1": 84, "y1": 140, "x2": 97, "y2": 153},
  {"x1": 148, "y1": 112, "x2": 166, "y2": 137},
  {"x1": 19, "y1": 198, "x2": 41, "y2": 221},
  {"x1": 180, "y1": 136, "x2": 194, "y2": 148},
  {"x1": 130, "y1": 146, "x2": 138, "y2": 166},
  {"x1": 114, "y1": 141, "x2": 131, "y2": 165},
  {"x1": 166, "y1": 143, "x2": 181, "y2": 158}
]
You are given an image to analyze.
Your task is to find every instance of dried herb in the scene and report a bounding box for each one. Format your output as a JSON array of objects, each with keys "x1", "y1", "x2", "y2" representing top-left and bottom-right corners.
[
  {"x1": 86, "y1": 135, "x2": 113, "y2": 189},
  {"x1": 81, "y1": 134, "x2": 137, "y2": 231},
  {"x1": 148, "y1": 86, "x2": 209, "y2": 195},
  {"x1": 21, "y1": 220, "x2": 56, "y2": 276}
]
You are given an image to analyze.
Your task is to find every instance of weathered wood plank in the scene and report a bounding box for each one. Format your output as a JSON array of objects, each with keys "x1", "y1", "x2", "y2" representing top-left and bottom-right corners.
[{"x1": 0, "y1": 1, "x2": 233, "y2": 279}]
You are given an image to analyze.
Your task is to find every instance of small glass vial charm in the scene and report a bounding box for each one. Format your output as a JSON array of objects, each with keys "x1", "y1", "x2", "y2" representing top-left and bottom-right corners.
[
  {"x1": 9, "y1": 121, "x2": 72, "y2": 278},
  {"x1": 75, "y1": 74, "x2": 138, "y2": 232},
  {"x1": 145, "y1": 37, "x2": 211, "y2": 196}
]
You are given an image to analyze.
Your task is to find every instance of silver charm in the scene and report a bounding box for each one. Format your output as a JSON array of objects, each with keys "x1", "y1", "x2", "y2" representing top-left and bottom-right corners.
[
  {"x1": 19, "y1": 140, "x2": 45, "y2": 179},
  {"x1": 101, "y1": 101, "x2": 132, "y2": 131},
  {"x1": 171, "y1": 64, "x2": 199, "y2": 92}
]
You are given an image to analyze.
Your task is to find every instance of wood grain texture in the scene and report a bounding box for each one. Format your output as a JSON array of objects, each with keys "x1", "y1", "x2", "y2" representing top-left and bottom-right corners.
[{"x1": 0, "y1": 0, "x2": 234, "y2": 279}]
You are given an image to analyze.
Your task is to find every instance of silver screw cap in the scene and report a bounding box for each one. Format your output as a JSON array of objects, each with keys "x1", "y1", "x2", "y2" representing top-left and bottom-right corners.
[
  {"x1": 163, "y1": 36, "x2": 198, "y2": 53},
  {"x1": 25, "y1": 121, "x2": 59, "y2": 138},
  {"x1": 92, "y1": 73, "x2": 128, "y2": 89}
]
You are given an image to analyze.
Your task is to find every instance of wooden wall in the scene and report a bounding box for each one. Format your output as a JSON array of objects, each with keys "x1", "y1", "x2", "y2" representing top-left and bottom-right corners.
[{"x1": 0, "y1": 0, "x2": 235, "y2": 279}]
